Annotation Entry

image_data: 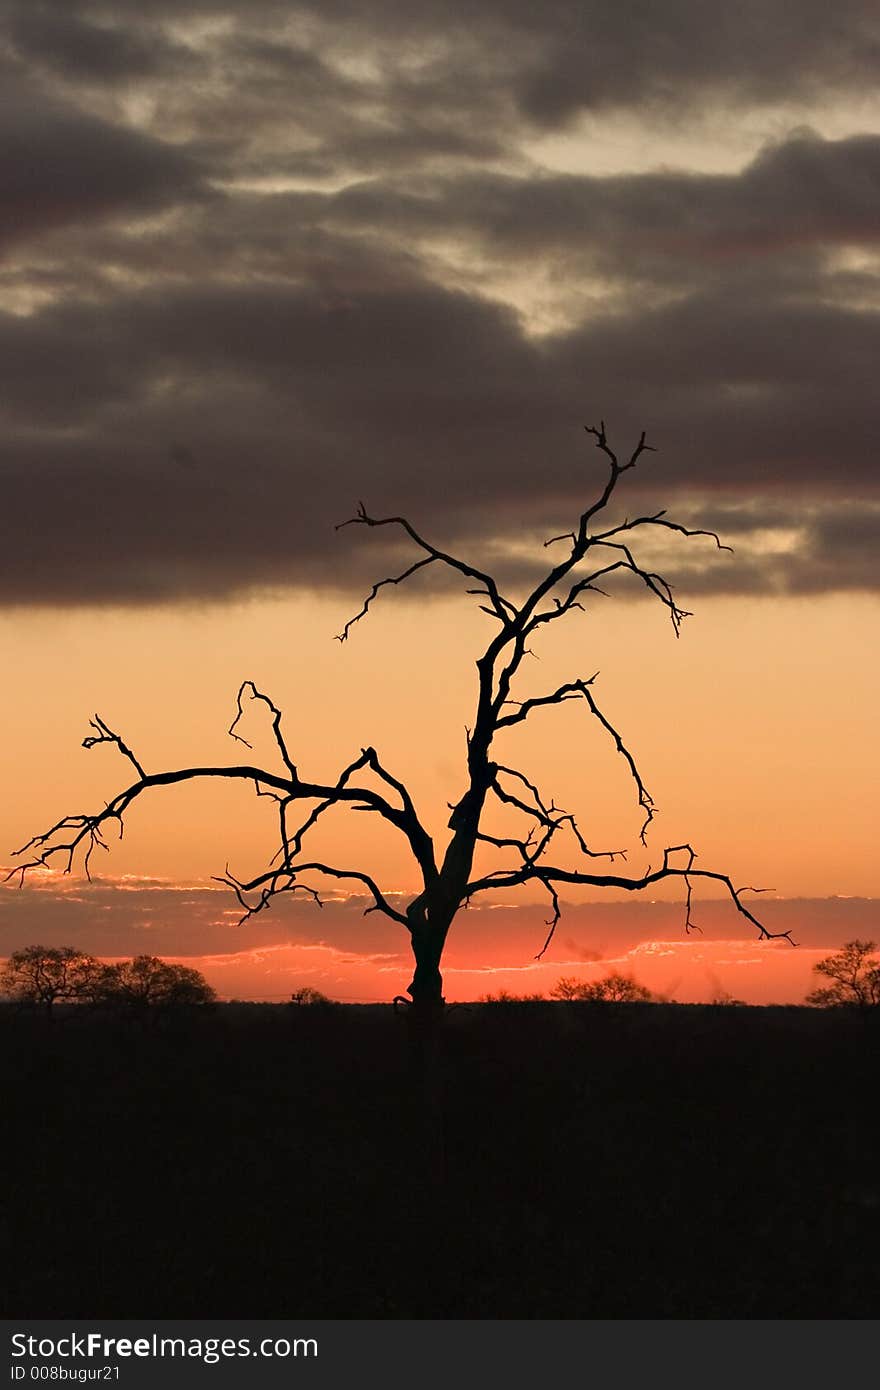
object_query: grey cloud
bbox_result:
[29,0,880,120]
[6,4,191,81]
[793,504,880,593]
[0,877,874,959]
[0,81,206,248]
[0,877,407,958]
[656,499,880,599]
[514,0,880,125]
[0,277,572,605]
[1,5,509,182]
[324,132,880,283]
[1,265,878,605]
[461,497,880,602]
[5,0,879,186]
[0,1,877,607]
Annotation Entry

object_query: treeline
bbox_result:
[4,941,877,1016]
[485,941,880,1009]
[0,946,215,1016]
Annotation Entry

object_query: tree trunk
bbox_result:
[400,923,451,1309]
[405,919,449,1187]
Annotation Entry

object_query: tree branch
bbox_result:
[591,509,733,553]
[82,715,146,780]
[8,691,437,902]
[577,685,656,843]
[336,502,516,631]
[483,763,626,875]
[496,677,655,843]
[215,861,408,928]
[228,680,297,777]
[335,555,436,642]
[496,676,599,730]
[466,846,791,957]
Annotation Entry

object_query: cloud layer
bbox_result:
[1,1,878,605]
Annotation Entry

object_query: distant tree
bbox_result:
[0,945,104,1016]
[805,940,880,1010]
[95,955,216,1011]
[479,989,544,1003]
[10,424,791,1031]
[550,976,587,1001]
[289,986,334,1006]
[551,971,653,1002]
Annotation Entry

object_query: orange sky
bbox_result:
[2,4,879,1006]
[2,587,877,1004]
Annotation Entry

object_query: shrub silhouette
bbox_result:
[551,971,653,1002]
[479,989,545,1004]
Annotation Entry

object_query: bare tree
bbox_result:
[0,945,104,1016]
[8,425,791,1023]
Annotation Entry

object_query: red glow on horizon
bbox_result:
[184,937,830,1007]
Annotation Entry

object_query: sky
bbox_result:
[0,0,878,1003]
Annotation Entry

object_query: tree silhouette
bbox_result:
[551,972,653,1002]
[0,945,103,1016]
[95,955,216,1011]
[8,424,792,1019]
[805,940,880,1009]
[289,986,334,1007]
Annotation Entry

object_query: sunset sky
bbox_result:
[1,0,877,1003]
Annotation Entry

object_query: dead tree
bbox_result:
[9,424,792,1018]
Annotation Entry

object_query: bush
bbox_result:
[289,987,335,1007]
[551,971,654,1002]
[479,989,544,1004]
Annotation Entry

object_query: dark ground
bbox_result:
[1,1000,878,1318]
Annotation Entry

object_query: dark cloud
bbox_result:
[0,875,407,958]
[5,0,879,179]
[13,0,879,125]
[794,505,880,593]
[0,278,567,604]
[512,0,880,125]
[0,79,206,248]
[324,132,880,279]
[6,4,191,81]
[0,1,877,605]
[0,875,875,960]
[1,258,878,604]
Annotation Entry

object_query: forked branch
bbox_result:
[466,846,791,958]
[215,861,408,927]
[336,502,516,637]
[8,684,433,926]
